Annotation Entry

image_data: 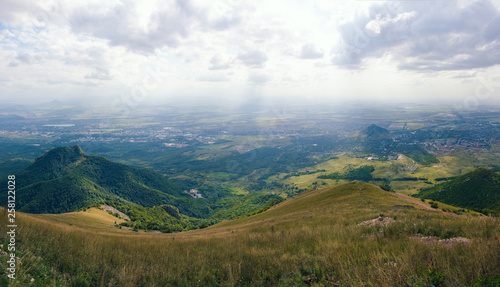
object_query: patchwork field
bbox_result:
[275,152,500,195]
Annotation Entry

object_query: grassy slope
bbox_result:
[33,207,127,233]
[1,182,499,286]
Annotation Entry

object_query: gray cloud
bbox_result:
[68,0,202,53]
[299,43,323,59]
[210,14,241,31]
[237,50,268,68]
[209,55,232,70]
[0,0,37,25]
[332,0,500,71]
[67,0,247,54]
[9,51,41,66]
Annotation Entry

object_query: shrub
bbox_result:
[379,185,394,192]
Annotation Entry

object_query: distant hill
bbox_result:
[414,168,500,214]
[359,124,438,164]
[10,146,192,214]
[360,124,391,140]
[360,124,392,154]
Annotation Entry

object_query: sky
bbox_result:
[1,0,500,109]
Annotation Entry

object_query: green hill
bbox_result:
[414,168,500,214]
[361,124,391,140]
[9,146,192,214]
[360,124,393,155]
[1,182,498,286]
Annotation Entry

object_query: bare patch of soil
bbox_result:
[100,205,131,221]
[359,216,395,227]
[412,235,471,247]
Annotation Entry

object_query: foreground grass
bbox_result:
[1,182,499,286]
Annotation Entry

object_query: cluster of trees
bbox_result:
[318,165,375,182]
[392,177,428,181]
[99,201,213,232]
[206,193,284,221]
[283,169,326,179]
[435,176,458,181]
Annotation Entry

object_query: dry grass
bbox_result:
[1,182,499,286]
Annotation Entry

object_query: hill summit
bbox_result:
[24,145,86,180]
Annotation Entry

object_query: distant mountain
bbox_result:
[0,104,29,112]
[11,146,192,214]
[0,114,25,121]
[360,124,393,154]
[414,168,500,214]
[360,124,391,140]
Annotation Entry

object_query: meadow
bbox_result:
[276,152,500,195]
[1,182,498,286]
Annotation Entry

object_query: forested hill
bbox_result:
[9,145,189,214]
[361,124,391,140]
[414,168,500,214]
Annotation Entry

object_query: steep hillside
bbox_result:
[414,168,500,214]
[10,146,190,214]
[3,182,498,286]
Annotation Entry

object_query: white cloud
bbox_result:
[332,0,500,71]
[208,55,233,70]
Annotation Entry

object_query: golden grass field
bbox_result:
[1,182,499,286]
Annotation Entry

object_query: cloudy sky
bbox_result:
[1,0,500,107]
